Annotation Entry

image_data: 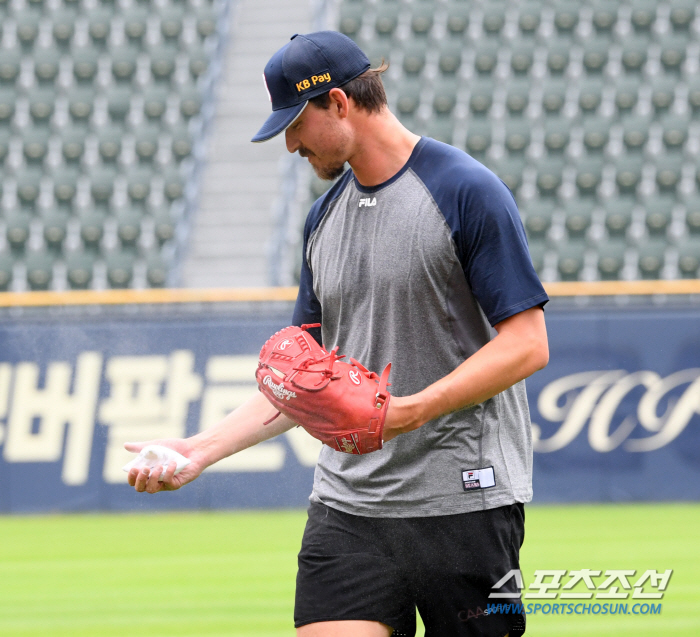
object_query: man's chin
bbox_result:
[313,163,346,181]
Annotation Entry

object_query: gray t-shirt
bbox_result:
[293,138,549,517]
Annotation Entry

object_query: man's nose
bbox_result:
[285,127,300,154]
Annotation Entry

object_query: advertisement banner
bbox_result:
[0,304,697,512]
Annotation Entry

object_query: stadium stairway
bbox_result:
[181,0,312,287]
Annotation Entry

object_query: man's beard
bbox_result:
[312,160,346,181]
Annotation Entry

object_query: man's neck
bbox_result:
[347,109,422,188]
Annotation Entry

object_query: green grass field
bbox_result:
[0,504,697,636]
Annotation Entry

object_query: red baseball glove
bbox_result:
[256,324,391,455]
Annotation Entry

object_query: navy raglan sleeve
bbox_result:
[412,140,548,326]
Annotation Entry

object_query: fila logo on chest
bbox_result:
[358,197,377,208]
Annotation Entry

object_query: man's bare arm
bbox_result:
[127,392,297,493]
[383,306,549,440]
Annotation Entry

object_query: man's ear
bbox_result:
[327,88,350,119]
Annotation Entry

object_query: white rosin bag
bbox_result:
[122,445,191,481]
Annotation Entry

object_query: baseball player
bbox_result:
[127,32,549,637]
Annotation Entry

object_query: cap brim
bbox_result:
[251,102,308,143]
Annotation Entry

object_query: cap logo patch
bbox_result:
[296,72,331,93]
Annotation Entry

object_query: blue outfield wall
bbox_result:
[0,303,698,512]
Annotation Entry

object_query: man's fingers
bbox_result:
[128,468,140,487]
[145,465,164,493]
[134,468,151,492]
[124,441,148,453]
[160,461,178,489]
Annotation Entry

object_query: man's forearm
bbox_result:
[189,392,297,467]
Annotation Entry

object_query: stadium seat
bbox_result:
[106,252,135,289]
[61,127,86,163]
[42,212,69,253]
[126,168,152,205]
[615,78,639,114]
[410,4,434,37]
[52,10,75,48]
[133,126,160,163]
[553,2,579,36]
[556,243,586,281]
[16,13,39,48]
[0,50,20,84]
[655,155,683,193]
[651,77,676,113]
[547,41,570,75]
[517,3,541,36]
[90,168,117,207]
[79,210,106,250]
[578,79,604,113]
[543,117,570,154]
[630,0,657,31]
[564,201,594,239]
[535,159,563,197]
[72,47,99,84]
[153,206,177,246]
[677,238,700,277]
[0,88,15,124]
[645,195,674,236]
[179,85,202,120]
[469,80,494,116]
[527,241,545,275]
[27,88,55,125]
[162,167,185,202]
[506,82,529,116]
[124,7,149,44]
[375,4,399,39]
[483,3,506,36]
[88,8,111,46]
[23,128,50,164]
[397,79,421,117]
[661,115,689,151]
[170,125,193,162]
[25,252,54,290]
[143,86,169,121]
[445,1,470,37]
[97,126,122,163]
[68,88,94,125]
[65,251,95,289]
[659,34,688,73]
[160,7,184,43]
[0,129,9,164]
[150,45,178,83]
[438,42,462,76]
[339,4,363,38]
[614,156,643,195]
[465,121,492,158]
[542,79,567,114]
[16,169,42,209]
[604,198,635,237]
[575,158,603,196]
[685,196,700,234]
[522,199,555,239]
[510,43,534,76]
[433,83,457,117]
[52,168,79,207]
[597,239,627,280]
[427,120,453,146]
[6,212,31,252]
[504,119,531,154]
[107,87,132,123]
[188,47,209,80]
[582,39,609,74]
[489,158,525,195]
[474,41,499,75]
[637,239,666,279]
[582,117,611,153]
[402,42,427,76]
[111,46,138,82]
[33,47,60,84]
[592,1,618,34]
[196,7,217,40]
[669,0,696,30]
[623,116,650,152]
[116,209,142,248]
[621,37,648,73]
[0,253,13,291]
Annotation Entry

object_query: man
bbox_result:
[127,32,549,637]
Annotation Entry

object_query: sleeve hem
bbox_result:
[488,292,550,327]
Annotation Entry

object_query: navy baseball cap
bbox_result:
[252,31,370,143]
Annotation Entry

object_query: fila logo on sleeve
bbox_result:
[358,197,377,208]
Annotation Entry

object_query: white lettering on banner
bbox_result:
[0,363,12,445]
[99,351,202,483]
[3,353,102,485]
[200,356,321,472]
[533,369,700,453]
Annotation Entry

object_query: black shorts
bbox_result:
[295,501,526,637]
